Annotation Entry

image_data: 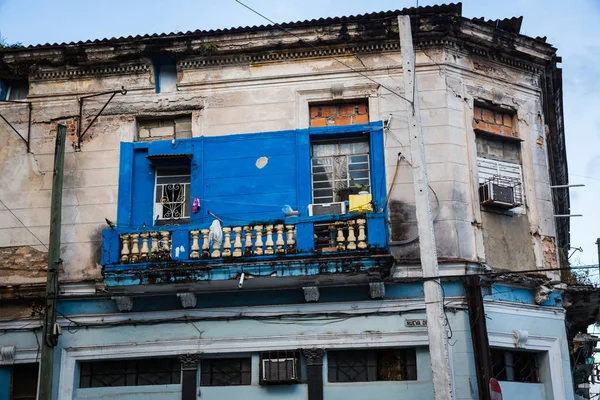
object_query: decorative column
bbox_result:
[356,219,367,249]
[232,227,243,257]
[129,233,140,263]
[264,225,274,255]
[346,221,357,250]
[179,353,201,400]
[222,227,232,257]
[244,226,253,256]
[303,348,325,400]
[119,234,130,263]
[275,224,285,255]
[254,225,264,255]
[150,232,159,261]
[189,230,200,259]
[201,229,210,259]
[285,225,296,254]
[335,222,345,252]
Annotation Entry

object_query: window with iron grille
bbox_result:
[11,363,38,400]
[311,139,371,204]
[490,349,540,383]
[200,358,251,386]
[154,166,191,225]
[260,350,301,384]
[327,349,417,383]
[79,358,181,388]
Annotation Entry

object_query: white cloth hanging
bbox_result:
[208,219,223,246]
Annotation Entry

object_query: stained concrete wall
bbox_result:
[0,45,559,283]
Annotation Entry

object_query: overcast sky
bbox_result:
[1,0,598,266]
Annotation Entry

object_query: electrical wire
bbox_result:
[232,0,413,105]
[0,198,48,251]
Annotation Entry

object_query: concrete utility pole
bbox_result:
[398,15,454,400]
[38,124,66,400]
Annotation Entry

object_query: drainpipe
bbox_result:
[38,124,66,400]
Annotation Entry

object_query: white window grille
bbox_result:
[311,139,370,204]
[154,167,191,225]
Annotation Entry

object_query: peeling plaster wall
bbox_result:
[0,43,559,283]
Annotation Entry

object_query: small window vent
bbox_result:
[260,351,301,385]
[308,202,347,216]
[479,176,522,209]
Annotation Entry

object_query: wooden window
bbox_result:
[327,349,417,383]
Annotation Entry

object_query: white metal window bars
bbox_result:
[154,167,191,225]
[311,139,371,204]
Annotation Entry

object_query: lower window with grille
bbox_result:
[79,358,181,388]
[200,358,252,386]
[327,348,417,383]
[491,349,540,383]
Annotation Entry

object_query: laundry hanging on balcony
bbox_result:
[208,219,223,246]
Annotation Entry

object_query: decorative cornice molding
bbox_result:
[177,293,197,309]
[111,296,133,312]
[302,348,325,366]
[32,63,149,82]
[179,353,201,369]
[303,287,320,303]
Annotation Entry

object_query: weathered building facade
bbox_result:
[0,3,577,399]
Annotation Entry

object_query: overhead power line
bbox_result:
[232,0,414,105]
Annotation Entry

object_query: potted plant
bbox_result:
[335,179,369,202]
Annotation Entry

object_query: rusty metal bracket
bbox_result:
[77,86,127,149]
[0,100,32,152]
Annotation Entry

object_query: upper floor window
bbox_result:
[491,349,540,383]
[0,80,28,101]
[153,58,177,93]
[327,348,417,383]
[309,100,369,127]
[154,166,191,225]
[10,363,38,400]
[311,139,370,204]
[200,358,252,386]
[137,116,192,142]
[474,104,523,210]
[79,358,181,388]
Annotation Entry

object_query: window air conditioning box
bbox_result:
[479,181,516,208]
[349,193,372,213]
[260,353,301,384]
[308,202,347,216]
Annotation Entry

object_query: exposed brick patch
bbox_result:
[309,100,369,127]
[542,236,558,270]
[473,105,515,137]
[0,246,48,279]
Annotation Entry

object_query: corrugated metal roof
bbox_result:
[3,3,463,51]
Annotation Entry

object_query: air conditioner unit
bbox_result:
[308,202,347,216]
[260,352,301,384]
[479,178,520,209]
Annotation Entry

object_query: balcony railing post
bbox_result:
[130,233,140,263]
[335,222,345,252]
[160,231,171,260]
[265,225,274,255]
[150,232,159,261]
[189,230,200,259]
[140,232,150,261]
[346,220,357,250]
[233,227,243,257]
[356,219,367,249]
[254,225,264,255]
[275,224,285,255]
[222,227,232,257]
[201,229,210,259]
[244,226,253,256]
[285,225,296,254]
[119,234,130,263]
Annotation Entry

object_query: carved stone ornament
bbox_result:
[369,282,385,299]
[302,348,325,366]
[0,346,16,365]
[303,286,320,303]
[177,293,197,309]
[179,353,201,370]
[111,296,133,312]
[513,329,529,348]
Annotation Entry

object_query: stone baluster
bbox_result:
[189,230,200,259]
[244,226,253,256]
[233,227,243,257]
[160,231,171,260]
[140,232,150,261]
[201,229,210,259]
[149,232,159,261]
[356,219,367,249]
[335,222,345,252]
[285,225,296,254]
[129,233,140,263]
[275,224,285,255]
[211,232,221,258]
[254,225,264,255]
[222,227,232,257]
[346,220,357,251]
[265,225,274,255]
[120,234,130,263]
